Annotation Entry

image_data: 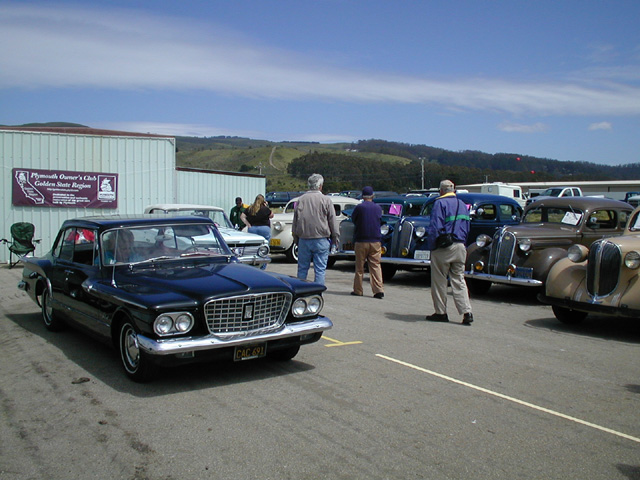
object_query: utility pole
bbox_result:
[419,158,425,190]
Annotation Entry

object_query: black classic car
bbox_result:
[18,215,332,382]
[339,193,522,280]
[465,197,633,294]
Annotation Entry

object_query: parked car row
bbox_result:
[337,194,640,325]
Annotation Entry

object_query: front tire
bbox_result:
[466,278,492,295]
[552,305,588,324]
[285,243,299,263]
[381,264,397,281]
[41,287,64,332]
[118,319,156,382]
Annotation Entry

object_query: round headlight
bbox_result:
[273,221,284,232]
[518,238,532,252]
[624,251,640,269]
[155,315,173,335]
[258,245,269,257]
[476,234,492,248]
[380,224,390,235]
[292,299,307,316]
[307,296,323,314]
[567,244,588,263]
[175,313,194,333]
[415,227,426,238]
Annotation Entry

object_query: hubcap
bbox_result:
[123,326,140,369]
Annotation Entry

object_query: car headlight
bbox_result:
[476,234,492,248]
[155,315,173,335]
[258,245,269,257]
[518,238,532,252]
[415,226,426,238]
[273,221,284,232]
[292,295,324,317]
[380,224,390,235]
[175,313,194,332]
[154,312,194,336]
[567,244,588,263]
[624,251,640,269]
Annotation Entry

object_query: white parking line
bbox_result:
[376,353,640,444]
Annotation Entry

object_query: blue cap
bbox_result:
[362,186,374,196]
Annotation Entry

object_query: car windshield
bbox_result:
[284,200,300,214]
[523,206,584,225]
[101,223,230,265]
[541,188,563,197]
[629,211,640,232]
[187,209,233,228]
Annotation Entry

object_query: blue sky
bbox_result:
[1,1,639,166]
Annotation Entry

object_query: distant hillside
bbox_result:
[175,136,640,191]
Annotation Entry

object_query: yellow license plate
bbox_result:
[270,238,281,246]
[234,344,267,361]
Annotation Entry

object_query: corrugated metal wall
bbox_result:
[1,130,265,263]
[175,168,266,214]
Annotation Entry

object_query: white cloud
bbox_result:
[588,121,613,131]
[498,122,549,133]
[2,4,640,116]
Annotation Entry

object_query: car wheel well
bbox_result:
[110,310,133,348]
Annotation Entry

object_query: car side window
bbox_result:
[72,229,97,265]
[587,210,617,230]
[334,205,341,216]
[476,204,496,220]
[500,204,520,221]
[58,228,76,261]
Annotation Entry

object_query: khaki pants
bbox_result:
[430,242,472,315]
[353,242,384,296]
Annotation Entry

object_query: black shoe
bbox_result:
[350,291,363,296]
[373,292,384,299]
[426,313,449,322]
[462,313,474,325]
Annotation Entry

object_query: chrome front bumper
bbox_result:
[464,271,543,287]
[338,250,431,267]
[137,316,333,356]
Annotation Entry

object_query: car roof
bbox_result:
[144,203,224,213]
[438,192,522,205]
[373,195,432,205]
[524,196,631,211]
[62,214,216,231]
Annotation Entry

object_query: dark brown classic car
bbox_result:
[465,197,633,294]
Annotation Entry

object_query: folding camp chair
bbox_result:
[1,222,41,268]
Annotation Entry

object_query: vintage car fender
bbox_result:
[544,257,586,299]
[522,247,570,281]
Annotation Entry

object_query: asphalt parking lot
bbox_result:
[1,258,639,480]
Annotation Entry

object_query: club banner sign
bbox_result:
[12,168,118,208]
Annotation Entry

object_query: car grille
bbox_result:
[586,240,621,297]
[396,221,414,255]
[205,292,292,335]
[488,229,516,275]
[228,243,262,256]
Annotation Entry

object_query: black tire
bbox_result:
[466,278,492,295]
[269,345,300,361]
[326,257,337,268]
[381,264,397,281]
[118,319,157,382]
[41,287,65,332]
[552,305,588,324]
[285,243,299,263]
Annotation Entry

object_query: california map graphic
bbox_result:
[15,170,45,204]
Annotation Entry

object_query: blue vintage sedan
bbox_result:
[338,193,522,280]
[18,215,332,382]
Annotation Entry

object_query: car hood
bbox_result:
[504,223,579,238]
[114,262,294,299]
[217,227,267,244]
[272,213,294,223]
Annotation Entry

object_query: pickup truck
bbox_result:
[526,186,583,205]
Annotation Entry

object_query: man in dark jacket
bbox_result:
[426,180,474,325]
[351,186,384,299]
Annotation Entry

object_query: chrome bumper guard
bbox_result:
[238,255,271,267]
[464,271,542,287]
[379,257,431,266]
[137,316,332,356]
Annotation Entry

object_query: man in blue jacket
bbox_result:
[426,180,474,325]
[351,186,384,299]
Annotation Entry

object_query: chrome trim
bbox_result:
[464,271,543,287]
[379,257,431,266]
[137,316,333,355]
